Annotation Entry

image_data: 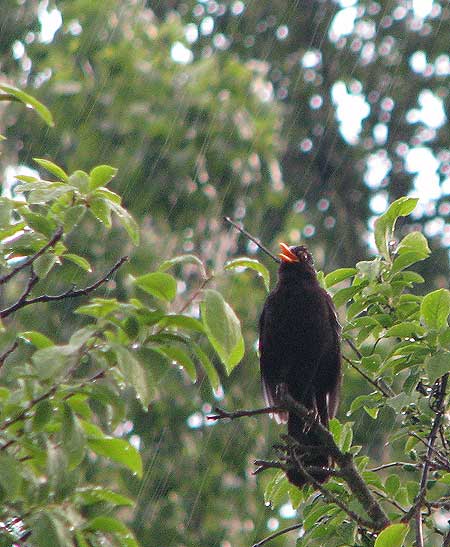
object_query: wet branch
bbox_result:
[0,256,128,318]
[251,523,303,547]
[0,227,63,285]
[0,341,19,368]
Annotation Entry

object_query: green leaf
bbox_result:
[0,454,21,499]
[421,289,450,330]
[158,345,197,381]
[89,165,118,191]
[332,285,361,307]
[200,289,244,374]
[93,187,122,204]
[0,84,54,126]
[63,253,92,271]
[425,350,450,383]
[159,254,207,278]
[135,272,177,302]
[76,298,120,318]
[264,470,290,508]
[32,399,53,431]
[69,170,90,193]
[87,437,142,477]
[115,346,154,408]
[397,231,430,256]
[384,322,425,338]
[31,344,79,380]
[324,268,357,288]
[33,158,68,181]
[392,251,429,273]
[385,474,400,495]
[89,197,112,227]
[61,403,86,468]
[224,257,270,292]
[76,486,134,507]
[157,314,205,333]
[192,342,220,391]
[374,197,418,259]
[109,201,140,244]
[85,516,130,534]
[374,523,408,547]
[34,254,57,278]
[30,513,68,547]
[19,331,54,348]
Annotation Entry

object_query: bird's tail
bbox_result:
[286,400,331,488]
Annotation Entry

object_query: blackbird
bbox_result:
[259,243,341,487]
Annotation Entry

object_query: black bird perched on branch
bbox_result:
[259,243,341,487]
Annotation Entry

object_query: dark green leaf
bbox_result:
[32,399,53,431]
[29,513,69,547]
[425,350,450,383]
[61,402,86,468]
[135,272,177,302]
[0,454,21,499]
[115,346,154,408]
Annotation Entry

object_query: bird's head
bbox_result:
[278,243,315,276]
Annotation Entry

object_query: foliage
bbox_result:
[0,93,256,546]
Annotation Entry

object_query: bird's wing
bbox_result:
[259,304,288,424]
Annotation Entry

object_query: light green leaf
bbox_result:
[385,474,400,495]
[33,158,68,181]
[159,254,207,278]
[34,254,57,278]
[356,260,382,281]
[0,454,21,499]
[89,165,118,190]
[87,437,142,477]
[63,253,92,271]
[374,523,408,547]
[157,314,205,333]
[85,516,130,534]
[264,470,290,508]
[159,345,197,381]
[397,231,430,256]
[109,201,140,244]
[192,342,220,391]
[135,272,177,302]
[75,486,134,507]
[89,197,112,227]
[69,170,90,193]
[0,84,54,126]
[224,257,270,292]
[421,289,450,330]
[374,197,418,259]
[332,285,361,307]
[76,298,120,318]
[31,344,79,380]
[392,251,429,273]
[93,187,122,204]
[384,322,425,338]
[324,268,357,288]
[30,513,68,547]
[425,350,450,383]
[115,346,154,408]
[200,289,244,374]
[19,331,54,348]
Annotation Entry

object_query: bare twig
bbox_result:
[409,431,450,470]
[223,216,281,264]
[0,227,63,285]
[343,355,392,398]
[208,405,284,421]
[0,341,18,368]
[374,490,407,514]
[0,385,57,431]
[369,461,419,472]
[0,256,128,318]
[251,523,303,547]
[402,373,448,547]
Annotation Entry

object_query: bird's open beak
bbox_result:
[278,242,299,263]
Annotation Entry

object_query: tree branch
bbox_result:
[343,355,393,398]
[208,405,284,421]
[251,523,303,547]
[0,256,128,318]
[0,227,63,285]
[402,373,448,547]
[0,341,18,368]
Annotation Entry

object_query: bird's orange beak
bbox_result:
[278,242,299,263]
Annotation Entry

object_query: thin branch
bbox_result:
[252,523,303,547]
[343,355,392,398]
[374,490,407,514]
[208,405,284,421]
[0,256,128,318]
[0,385,57,431]
[409,431,450,470]
[346,338,362,359]
[402,373,448,547]
[0,227,63,285]
[223,216,281,264]
[0,341,18,368]
[369,461,419,472]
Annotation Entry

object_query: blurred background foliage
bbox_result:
[0,0,449,545]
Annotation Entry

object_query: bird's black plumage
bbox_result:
[259,245,341,487]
